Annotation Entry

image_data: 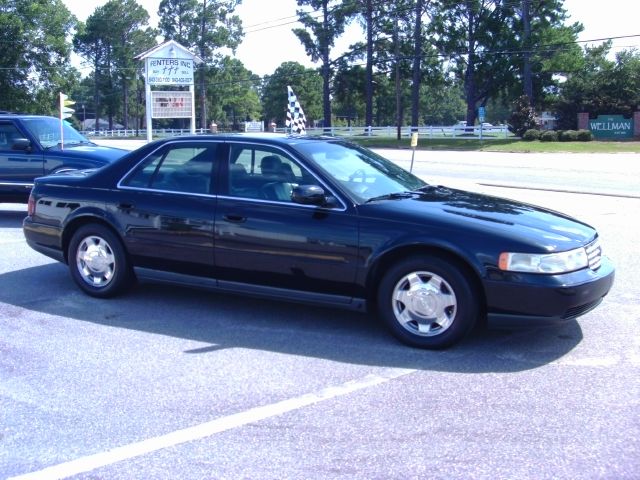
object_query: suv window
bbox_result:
[123,143,217,195]
[0,122,24,151]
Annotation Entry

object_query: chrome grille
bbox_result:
[585,237,602,270]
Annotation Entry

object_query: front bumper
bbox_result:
[484,256,615,328]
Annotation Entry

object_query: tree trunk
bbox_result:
[123,79,129,130]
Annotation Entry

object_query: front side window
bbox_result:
[123,143,217,195]
[227,144,316,202]
[0,122,24,151]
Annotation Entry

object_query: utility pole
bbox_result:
[199,0,208,130]
[365,0,373,129]
[523,0,533,104]
[394,7,401,141]
[411,0,424,132]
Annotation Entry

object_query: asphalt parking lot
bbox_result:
[1,148,639,479]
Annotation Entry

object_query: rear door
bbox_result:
[115,140,219,278]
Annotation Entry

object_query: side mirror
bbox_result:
[11,138,32,152]
[292,185,328,206]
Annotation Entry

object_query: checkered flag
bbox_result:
[286,86,307,134]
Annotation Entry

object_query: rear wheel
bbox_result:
[377,255,478,349]
[68,224,132,298]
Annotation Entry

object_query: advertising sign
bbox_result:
[151,91,192,118]
[589,115,633,139]
[147,58,194,86]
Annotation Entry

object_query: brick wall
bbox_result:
[577,112,590,130]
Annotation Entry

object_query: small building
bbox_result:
[537,111,557,130]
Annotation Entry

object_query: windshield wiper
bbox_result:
[365,192,416,203]
[43,140,88,150]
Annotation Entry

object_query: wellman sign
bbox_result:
[589,115,633,139]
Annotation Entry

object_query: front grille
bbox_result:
[585,237,602,270]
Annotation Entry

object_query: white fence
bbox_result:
[83,124,511,140]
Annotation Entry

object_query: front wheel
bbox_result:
[377,255,478,349]
[68,224,133,298]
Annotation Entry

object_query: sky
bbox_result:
[62,0,640,77]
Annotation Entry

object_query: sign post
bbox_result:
[59,93,75,150]
[410,132,419,172]
[135,41,202,143]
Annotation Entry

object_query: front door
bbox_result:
[214,142,359,300]
[0,121,44,193]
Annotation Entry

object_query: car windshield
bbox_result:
[21,117,90,148]
[294,140,427,203]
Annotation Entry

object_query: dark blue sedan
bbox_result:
[22,134,614,348]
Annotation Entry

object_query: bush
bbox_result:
[577,129,593,141]
[540,131,558,142]
[522,129,541,141]
[508,95,539,137]
[559,130,579,142]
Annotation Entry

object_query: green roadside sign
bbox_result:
[589,115,633,139]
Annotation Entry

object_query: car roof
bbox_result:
[0,113,58,120]
[153,133,344,147]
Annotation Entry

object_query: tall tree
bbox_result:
[158,0,198,45]
[74,7,111,127]
[520,0,582,109]
[261,62,322,127]
[159,0,243,129]
[104,0,156,129]
[196,0,243,129]
[554,43,640,128]
[0,0,78,113]
[206,56,262,129]
[74,0,155,129]
[293,0,356,129]
[430,0,518,127]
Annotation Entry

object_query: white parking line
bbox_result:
[10,368,415,480]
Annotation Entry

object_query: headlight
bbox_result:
[499,247,588,274]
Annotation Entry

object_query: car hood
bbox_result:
[358,186,596,251]
[49,143,129,163]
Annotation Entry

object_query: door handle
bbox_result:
[222,214,246,223]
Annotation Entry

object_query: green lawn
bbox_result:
[353,137,640,153]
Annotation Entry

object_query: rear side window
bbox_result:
[122,143,218,195]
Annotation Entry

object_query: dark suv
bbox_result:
[0,113,128,203]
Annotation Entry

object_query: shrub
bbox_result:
[559,130,579,142]
[540,130,558,142]
[522,129,541,141]
[508,95,539,137]
[577,129,593,141]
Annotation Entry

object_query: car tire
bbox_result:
[68,224,132,298]
[377,255,478,349]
